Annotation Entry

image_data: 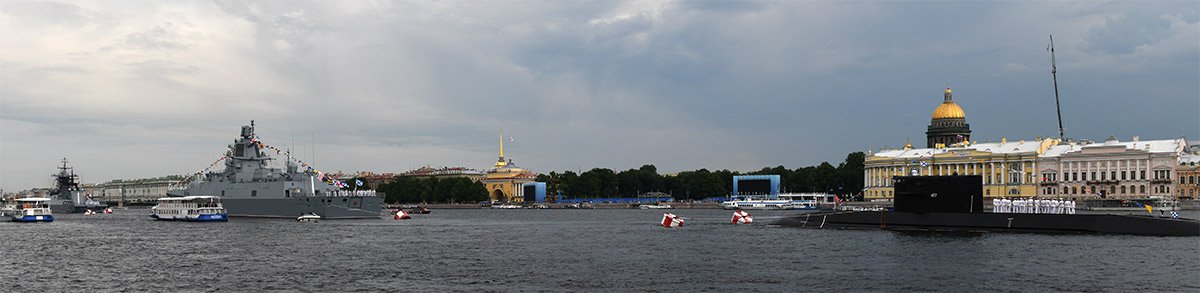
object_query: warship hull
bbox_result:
[49,200,108,214]
[776,211,1200,236]
[221,197,384,219]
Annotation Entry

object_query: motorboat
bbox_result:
[297,212,321,222]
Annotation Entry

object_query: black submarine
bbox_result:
[776,175,1200,236]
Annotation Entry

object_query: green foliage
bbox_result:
[376,176,488,204]
[536,151,868,201]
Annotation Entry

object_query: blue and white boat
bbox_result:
[5,197,55,222]
[151,196,228,222]
[721,195,823,210]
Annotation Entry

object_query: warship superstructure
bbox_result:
[49,158,107,213]
[167,121,384,219]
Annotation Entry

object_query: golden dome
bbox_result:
[931,86,964,119]
[931,102,965,119]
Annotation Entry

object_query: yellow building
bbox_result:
[864,138,1058,200]
[481,132,537,203]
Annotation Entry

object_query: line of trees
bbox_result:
[371,177,489,204]
[536,152,865,201]
[355,151,865,204]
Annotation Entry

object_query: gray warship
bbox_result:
[49,158,108,213]
[167,121,384,219]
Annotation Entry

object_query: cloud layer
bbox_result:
[2,1,1197,191]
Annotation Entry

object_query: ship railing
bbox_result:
[291,191,385,198]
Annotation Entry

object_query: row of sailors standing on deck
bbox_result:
[992,198,1075,214]
[331,190,377,197]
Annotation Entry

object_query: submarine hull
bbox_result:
[777,211,1200,236]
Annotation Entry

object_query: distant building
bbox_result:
[481,132,537,203]
[926,87,971,148]
[1175,143,1198,199]
[398,166,485,182]
[865,138,1053,201]
[83,177,178,204]
[1037,136,1187,199]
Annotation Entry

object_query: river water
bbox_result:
[1,209,1197,292]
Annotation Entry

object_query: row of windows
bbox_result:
[1049,185,1164,195]
[1182,176,1198,185]
[1045,170,1150,182]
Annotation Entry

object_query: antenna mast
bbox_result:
[1050,35,1065,142]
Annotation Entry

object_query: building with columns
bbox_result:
[864,138,1055,201]
[480,132,537,203]
[1036,136,1186,199]
[1178,152,1199,200]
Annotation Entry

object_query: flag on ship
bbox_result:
[661,213,684,228]
[355,179,364,186]
[731,210,753,224]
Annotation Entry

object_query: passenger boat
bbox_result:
[297,212,321,222]
[491,204,522,209]
[150,196,228,222]
[6,197,55,222]
[721,198,818,210]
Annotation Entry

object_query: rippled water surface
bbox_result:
[1,209,1197,292]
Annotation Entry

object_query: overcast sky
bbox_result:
[1,0,1197,191]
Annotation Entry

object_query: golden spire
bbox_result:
[495,130,508,168]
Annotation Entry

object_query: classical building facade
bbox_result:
[864,138,1054,201]
[1175,153,1198,200]
[926,87,971,148]
[480,133,537,203]
[1036,137,1186,199]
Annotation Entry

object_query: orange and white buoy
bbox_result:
[731,210,753,224]
[394,210,411,220]
[661,213,684,228]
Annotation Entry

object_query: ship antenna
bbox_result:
[1049,35,1066,142]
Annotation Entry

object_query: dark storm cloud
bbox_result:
[1,0,1196,191]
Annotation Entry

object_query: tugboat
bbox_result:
[48,158,108,213]
[167,121,384,219]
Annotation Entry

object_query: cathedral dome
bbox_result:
[931,87,965,119]
[931,102,965,119]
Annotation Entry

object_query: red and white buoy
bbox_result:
[394,210,411,220]
[731,210,753,224]
[103,208,113,214]
[661,213,684,228]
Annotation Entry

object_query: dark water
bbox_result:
[2,209,1198,292]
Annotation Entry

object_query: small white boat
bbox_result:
[150,196,228,222]
[6,197,55,222]
[639,203,673,209]
[297,212,321,222]
[491,204,522,209]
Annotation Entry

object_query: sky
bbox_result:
[1,0,1197,191]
